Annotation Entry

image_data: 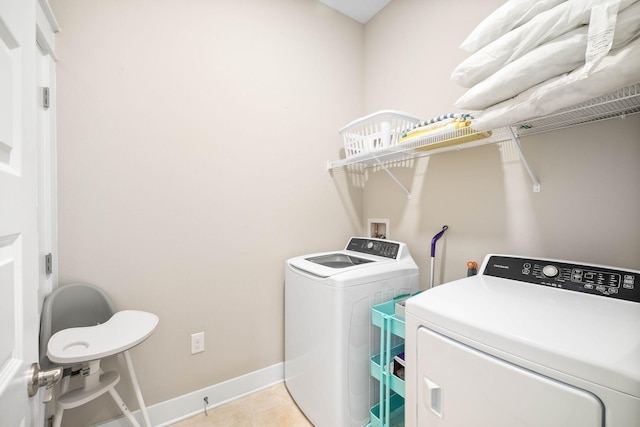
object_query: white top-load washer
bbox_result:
[405,254,640,427]
[285,237,419,427]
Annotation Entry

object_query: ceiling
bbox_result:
[318,0,392,24]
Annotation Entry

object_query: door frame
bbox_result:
[35,0,59,309]
[35,1,60,424]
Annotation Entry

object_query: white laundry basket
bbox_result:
[339,110,420,157]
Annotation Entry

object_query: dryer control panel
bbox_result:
[483,255,640,303]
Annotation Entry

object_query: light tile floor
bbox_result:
[169,383,313,427]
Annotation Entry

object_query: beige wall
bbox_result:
[51,0,640,424]
[363,0,640,288]
[51,0,363,424]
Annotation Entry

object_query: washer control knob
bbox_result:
[542,265,559,278]
[366,241,374,249]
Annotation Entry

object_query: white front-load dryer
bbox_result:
[405,254,640,427]
[285,237,419,427]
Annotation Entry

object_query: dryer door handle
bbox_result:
[424,377,444,419]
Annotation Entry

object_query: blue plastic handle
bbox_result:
[430,225,449,257]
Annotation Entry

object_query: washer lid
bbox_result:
[288,250,393,279]
[305,253,375,269]
[405,274,640,397]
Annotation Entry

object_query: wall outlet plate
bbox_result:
[191,332,205,354]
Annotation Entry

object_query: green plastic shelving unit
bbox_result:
[370,297,408,427]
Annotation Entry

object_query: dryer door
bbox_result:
[415,327,604,427]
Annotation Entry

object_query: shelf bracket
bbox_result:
[507,127,541,192]
[372,155,412,199]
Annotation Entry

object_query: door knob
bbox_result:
[28,362,63,402]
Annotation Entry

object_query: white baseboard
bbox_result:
[95,362,284,427]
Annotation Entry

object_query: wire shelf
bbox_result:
[328,127,510,169]
[328,82,640,171]
[513,83,640,136]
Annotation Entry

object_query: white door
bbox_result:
[415,327,604,427]
[0,0,57,425]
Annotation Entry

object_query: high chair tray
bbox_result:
[47,310,159,363]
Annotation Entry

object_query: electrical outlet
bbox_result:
[191,332,205,354]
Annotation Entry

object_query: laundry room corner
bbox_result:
[27,0,640,425]
[50,0,364,425]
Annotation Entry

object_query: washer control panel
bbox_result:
[483,255,640,303]
[346,238,400,259]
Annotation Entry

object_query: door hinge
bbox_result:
[43,87,50,109]
[45,253,53,275]
[48,415,55,427]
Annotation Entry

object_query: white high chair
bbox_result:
[40,283,158,427]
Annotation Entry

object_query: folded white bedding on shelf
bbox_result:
[459,0,567,54]
[455,1,640,110]
[451,0,639,88]
[451,0,640,131]
[472,36,640,131]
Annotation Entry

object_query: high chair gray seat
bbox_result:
[40,283,158,427]
[40,283,116,368]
